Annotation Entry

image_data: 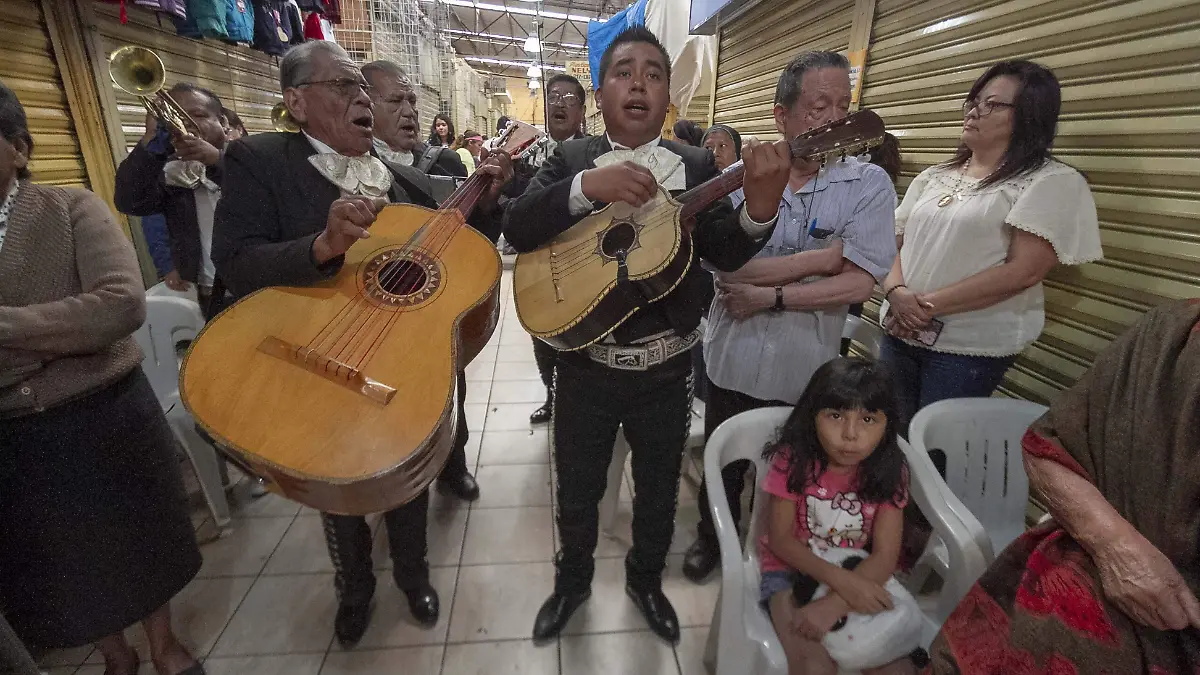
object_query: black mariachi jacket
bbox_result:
[502,135,773,345]
[212,131,501,298]
[114,142,223,285]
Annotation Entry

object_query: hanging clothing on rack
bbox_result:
[283,0,305,44]
[302,10,326,39]
[249,0,285,55]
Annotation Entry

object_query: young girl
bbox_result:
[760,357,913,675]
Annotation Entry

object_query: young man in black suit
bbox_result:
[212,41,512,649]
[503,26,792,643]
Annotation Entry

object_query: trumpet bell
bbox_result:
[271,102,300,133]
[109,45,166,97]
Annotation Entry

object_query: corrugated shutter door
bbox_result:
[0,1,88,188]
[861,0,1200,403]
[92,3,282,153]
[713,0,854,139]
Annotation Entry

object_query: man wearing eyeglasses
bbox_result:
[509,73,590,424]
[211,41,513,649]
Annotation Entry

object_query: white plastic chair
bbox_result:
[133,295,230,529]
[146,279,199,304]
[842,314,882,358]
[702,407,991,675]
[907,398,1047,565]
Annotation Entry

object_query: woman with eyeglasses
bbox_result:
[879,61,1102,432]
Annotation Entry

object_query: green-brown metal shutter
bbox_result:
[712,0,855,139]
[0,1,88,188]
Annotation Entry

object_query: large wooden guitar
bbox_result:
[180,122,542,516]
[513,110,885,350]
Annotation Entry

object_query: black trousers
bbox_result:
[553,354,693,594]
[532,336,557,391]
[321,371,471,606]
[695,382,788,542]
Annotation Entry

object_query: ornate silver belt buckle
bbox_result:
[610,348,647,371]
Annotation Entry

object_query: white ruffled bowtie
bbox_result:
[373,138,414,167]
[163,160,219,191]
[308,152,392,198]
[593,145,686,191]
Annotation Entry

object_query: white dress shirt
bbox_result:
[567,135,775,238]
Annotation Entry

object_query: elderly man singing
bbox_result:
[211,41,512,648]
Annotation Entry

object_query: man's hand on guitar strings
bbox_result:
[312,196,388,264]
[477,151,514,209]
[580,161,658,207]
[740,138,792,223]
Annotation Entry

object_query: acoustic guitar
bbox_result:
[180,122,542,516]
[513,109,886,350]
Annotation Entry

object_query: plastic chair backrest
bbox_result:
[842,314,882,358]
[132,295,205,404]
[909,398,1047,555]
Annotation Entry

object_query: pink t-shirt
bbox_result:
[758,451,909,573]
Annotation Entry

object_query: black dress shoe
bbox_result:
[334,602,372,647]
[529,399,553,424]
[532,590,590,641]
[403,582,440,627]
[437,471,480,502]
[626,585,680,643]
[682,535,720,582]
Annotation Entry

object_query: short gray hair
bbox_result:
[361,60,410,86]
[280,41,351,91]
[773,51,850,109]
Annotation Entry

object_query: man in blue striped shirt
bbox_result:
[683,51,898,581]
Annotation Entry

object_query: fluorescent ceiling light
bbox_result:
[463,55,566,70]
[523,35,541,53]
[420,0,599,23]
[442,28,585,50]
[526,64,542,77]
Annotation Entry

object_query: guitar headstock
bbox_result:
[493,120,545,160]
[789,109,886,164]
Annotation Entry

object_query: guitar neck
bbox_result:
[441,170,493,219]
[677,164,748,222]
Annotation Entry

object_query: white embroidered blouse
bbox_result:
[885,159,1103,357]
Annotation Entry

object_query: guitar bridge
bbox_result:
[256,336,396,405]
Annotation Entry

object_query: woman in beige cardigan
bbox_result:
[0,84,204,675]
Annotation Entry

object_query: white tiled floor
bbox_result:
[40,272,717,675]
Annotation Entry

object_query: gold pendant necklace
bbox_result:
[938,158,971,208]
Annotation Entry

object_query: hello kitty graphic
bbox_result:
[805,490,867,547]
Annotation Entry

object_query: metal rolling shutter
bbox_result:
[0,1,88,188]
[861,0,1200,404]
[92,2,283,153]
[712,0,854,139]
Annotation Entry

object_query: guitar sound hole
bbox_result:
[601,221,637,258]
[377,259,428,296]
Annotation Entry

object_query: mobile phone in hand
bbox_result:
[914,318,945,347]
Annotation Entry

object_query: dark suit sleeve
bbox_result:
[501,146,585,252]
[212,140,340,296]
[113,143,168,216]
[688,150,774,273]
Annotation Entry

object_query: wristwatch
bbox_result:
[772,286,784,312]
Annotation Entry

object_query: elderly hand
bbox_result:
[1094,528,1200,631]
[716,279,773,320]
[476,150,514,209]
[312,196,388,264]
[740,138,791,223]
[173,134,222,166]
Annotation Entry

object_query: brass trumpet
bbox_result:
[271,102,300,133]
[108,45,197,137]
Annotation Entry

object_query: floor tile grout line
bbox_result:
[201,507,303,662]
